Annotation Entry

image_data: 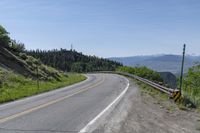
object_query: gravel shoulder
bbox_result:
[93,78,200,133]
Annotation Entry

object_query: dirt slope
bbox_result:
[0,45,33,76]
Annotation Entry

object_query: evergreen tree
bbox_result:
[26,49,122,72]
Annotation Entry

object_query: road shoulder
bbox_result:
[93,78,200,133]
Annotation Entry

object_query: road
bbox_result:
[0,74,129,133]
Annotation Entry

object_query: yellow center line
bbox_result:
[0,75,105,124]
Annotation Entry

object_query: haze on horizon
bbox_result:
[0,0,200,58]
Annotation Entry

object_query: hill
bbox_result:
[158,72,177,88]
[110,55,200,74]
[0,25,86,103]
[0,25,60,80]
[0,24,121,103]
[26,49,122,73]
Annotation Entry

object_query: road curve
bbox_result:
[0,73,129,133]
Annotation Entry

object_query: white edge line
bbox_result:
[79,77,130,133]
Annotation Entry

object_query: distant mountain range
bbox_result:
[109,55,200,74]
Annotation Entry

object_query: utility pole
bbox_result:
[179,44,186,94]
[71,44,73,51]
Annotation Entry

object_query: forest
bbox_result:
[26,49,122,73]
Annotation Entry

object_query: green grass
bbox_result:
[133,79,179,112]
[181,64,200,109]
[134,79,195,111]
[0,71,86,103]
[134,79,168,101]
[182,87,200,109]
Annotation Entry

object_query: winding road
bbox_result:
[0,74,129,133]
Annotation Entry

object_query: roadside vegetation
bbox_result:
[0,25,60,79]
[0,67,86,103]
[136,79,168,101]
[182,63,200,109]
[135,79,179,111]
[0,25,87,103]
[118,65,200,110]
[117,66,163,83]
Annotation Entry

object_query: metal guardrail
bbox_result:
[96,71,180,98]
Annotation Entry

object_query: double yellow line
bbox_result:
[0,75,105,124]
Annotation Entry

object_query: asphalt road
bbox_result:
[0,74,129,133]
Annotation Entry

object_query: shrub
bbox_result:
[19,53,28,60]
[0,25,10,47]
[117,66,163,83]
[183,64,200,108]
[0,80,3,88]
[10,40,25,53]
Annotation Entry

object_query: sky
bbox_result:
[0,0,200,57]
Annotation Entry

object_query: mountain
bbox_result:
[109,54,200,74]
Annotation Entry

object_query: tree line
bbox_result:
[26,49,122,73]
[1,25,121,73]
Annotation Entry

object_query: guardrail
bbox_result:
[96,71,181,101]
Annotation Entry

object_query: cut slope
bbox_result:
[0,25,60,80]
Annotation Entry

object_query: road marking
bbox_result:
[0,75,105,124]
[79,77,130,133]
[0,74,90,109]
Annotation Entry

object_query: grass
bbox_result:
[133,79,195,111]
[180,64,200,109]
[132,78,178,112]
[182,87,200,109]
[0,71,86,104]
[134,79,169,101]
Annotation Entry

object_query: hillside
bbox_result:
[110,55,200,74]
[158,72,177,88]
[26,49,122,72]
[0,24,121,103]
[0,25,86,103]
[0,25,60,80]
[0,46,61,80]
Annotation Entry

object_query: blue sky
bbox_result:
[0,0,200,57]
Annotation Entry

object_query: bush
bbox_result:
[117,66,163,83]
[0,80,3,88]
[10,40,25,53]
[19,53,28,60]
[26,58,33,66]
[183,64,200,108]
[0,25,10,47]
